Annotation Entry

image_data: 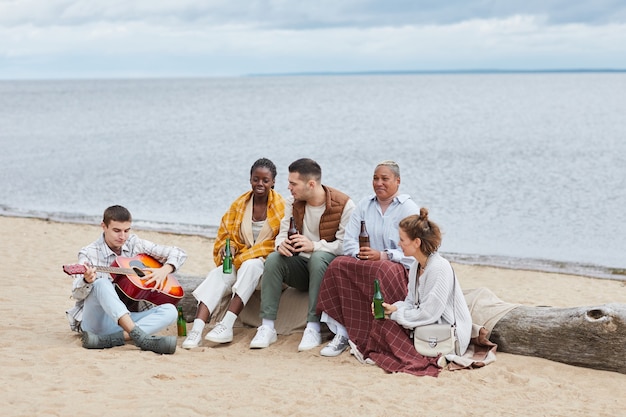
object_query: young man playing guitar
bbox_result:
[65,205,187,354]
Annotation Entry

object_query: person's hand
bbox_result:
[358,248,382,261]
[83,265,97,284]
[371,302,397,318]
[277,235,298,256]
[143,265,173,291]
[219,244,237,259]
[290,233,313,253]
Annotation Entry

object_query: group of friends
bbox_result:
[66,157,473,376]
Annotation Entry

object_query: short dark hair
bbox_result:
[288,158,322,182]
[102,205,132,225]
[250,157,278,180]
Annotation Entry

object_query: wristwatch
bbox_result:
[384,250,393,261]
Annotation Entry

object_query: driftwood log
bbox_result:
[490,304,626,374]
[176,275,626,375]
[177,275,204,322]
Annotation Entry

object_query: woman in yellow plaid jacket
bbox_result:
[182,158,285,349]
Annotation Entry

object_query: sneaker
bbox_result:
[205,323,233,344]
[320,334,349,357]
[182,329,202,349]
[297,328,322,352]
[250,325,277,349]
[129,326,176,355]
[82,331,125,349]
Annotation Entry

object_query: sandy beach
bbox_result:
[1,215,626,417]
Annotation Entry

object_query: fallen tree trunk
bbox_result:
[490,303,626,374]
[176,276,626,374]
[176,274,204,322]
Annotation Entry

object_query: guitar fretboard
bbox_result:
[93,266,141,276]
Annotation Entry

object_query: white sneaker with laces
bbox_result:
[250,325,277,349]
[320,334,349,357]
[205,323,233,344]
[298,328,322,352]
[182,329,202,349]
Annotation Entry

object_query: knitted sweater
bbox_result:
[390,252,473,355]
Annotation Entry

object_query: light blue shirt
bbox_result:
[342,193,420,269]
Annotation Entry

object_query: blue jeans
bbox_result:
[81,278,177,336]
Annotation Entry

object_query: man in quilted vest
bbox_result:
[251,158,355,351]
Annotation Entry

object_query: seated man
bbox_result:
[250,158,355,351]
[66,205,187,354]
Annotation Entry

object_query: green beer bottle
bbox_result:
[177,305,187,337]
[373,279,385,319]
[223,237,233,274]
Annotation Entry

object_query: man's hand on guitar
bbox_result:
[83,265,97,284]
[143,264,174,291]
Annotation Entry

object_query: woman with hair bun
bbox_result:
[362,208,473,377]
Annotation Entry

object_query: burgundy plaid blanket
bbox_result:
[317,256,440,377]
[317,256,408,351]
[364,319,440,377]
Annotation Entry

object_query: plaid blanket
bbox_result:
[363,318,441,377]
[316,256,408,351]
[213,189,285,269]
[317,256,442,377]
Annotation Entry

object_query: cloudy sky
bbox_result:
[1,0,625,79]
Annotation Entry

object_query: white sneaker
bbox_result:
[320,334,349,357]
[298,328,322,352]
[182,329,202,349]
[250,325,277,349]
[204,323,233,344]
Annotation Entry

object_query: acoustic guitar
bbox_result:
[62,254,184,309]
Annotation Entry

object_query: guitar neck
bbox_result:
[93,265,139,276]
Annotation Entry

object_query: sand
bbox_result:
[1,215,626,417]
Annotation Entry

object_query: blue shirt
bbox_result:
[342,193,420,269]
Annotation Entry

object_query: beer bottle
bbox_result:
[287,216,299,256]
[223,237,233,274]
[373,279,385,319]
[359,220,370,248]
[177,305,187,337]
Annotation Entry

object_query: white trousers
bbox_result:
[192,258,264,313]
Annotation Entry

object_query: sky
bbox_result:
[1,0,626,80]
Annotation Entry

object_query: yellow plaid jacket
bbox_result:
[213,189,285,269]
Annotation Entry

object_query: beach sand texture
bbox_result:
[2,215,626,417]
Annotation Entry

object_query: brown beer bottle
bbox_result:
[359,220,370,248]
[287,216,299,256]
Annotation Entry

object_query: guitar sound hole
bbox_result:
[129,260,147,277]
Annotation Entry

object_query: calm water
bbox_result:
[1,73,625,279]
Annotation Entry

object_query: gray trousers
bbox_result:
[260,250,336,323]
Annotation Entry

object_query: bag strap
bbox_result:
[416,262,457,327]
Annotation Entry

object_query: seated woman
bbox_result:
[364,209,473,377]
[182,158,285,349]
[316,160,419,356]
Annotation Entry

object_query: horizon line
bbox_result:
[248,68,626,77]
[1,68,626,82]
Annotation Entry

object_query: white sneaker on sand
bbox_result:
[182,329,202,349]
[320,334,349,357]
[298,328,322,352]
[205,323,233,344]
[250,325,277,349]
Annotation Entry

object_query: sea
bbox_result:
[1,72,625,280]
